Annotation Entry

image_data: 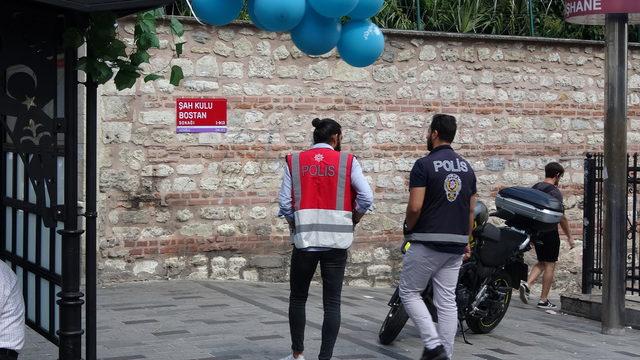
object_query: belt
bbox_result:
[0,349,18,357]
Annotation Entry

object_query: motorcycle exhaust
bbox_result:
[470,284,488,315]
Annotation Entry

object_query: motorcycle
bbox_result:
[378,186,564,345]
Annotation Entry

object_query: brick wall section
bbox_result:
[97,19,640,293]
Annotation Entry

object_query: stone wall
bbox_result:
[97,18,640,295]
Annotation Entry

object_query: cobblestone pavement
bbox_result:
[23,280,640,360]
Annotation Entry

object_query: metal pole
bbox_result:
[527,0,535,36]
[85,76,98,360]
[582,154,596,294]
[602,13,628,335]
[57,40,84,360]
[416,0,423,31]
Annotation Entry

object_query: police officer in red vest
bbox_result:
[278,118,373,360]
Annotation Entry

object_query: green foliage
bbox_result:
[165,0,640,42]
[372,0,416,30]
[449,0,492,34]
[369,0,636,41]
[64,9,186,90]
[170,65,185,86]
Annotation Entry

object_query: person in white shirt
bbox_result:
[0,261,24,360]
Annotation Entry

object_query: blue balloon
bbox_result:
[248,0,268,30]
[291,8,342,56]
[309,0,359,18]
[338,19,385,68]
[254,0,306,32]
[348,0,384,20]
[191,0,243,26]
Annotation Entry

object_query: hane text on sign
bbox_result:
[565,0,640,20]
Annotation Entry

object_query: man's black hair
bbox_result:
[545,162,565,179]
[312,118,342,144]
[430,114,457,143]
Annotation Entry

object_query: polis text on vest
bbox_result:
[302,165,336,177]
[433,159,469,173]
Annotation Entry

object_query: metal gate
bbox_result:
[0,4,84,359]
[583,153,640,295]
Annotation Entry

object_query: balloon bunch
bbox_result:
[190,0,385,68]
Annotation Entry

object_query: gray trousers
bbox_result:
[399,244,463,358]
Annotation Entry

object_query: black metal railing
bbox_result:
[0,6,84,360]
[583,153,640,295]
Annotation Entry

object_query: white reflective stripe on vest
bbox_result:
[292,228,354,250]
[335,151,349,211]
[295,209,353,226]
[405,233,469,245]
[293,209,354,249]
[291,153,302,210]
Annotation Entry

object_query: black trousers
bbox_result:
[0,350,18,360]
[289,247,347,360]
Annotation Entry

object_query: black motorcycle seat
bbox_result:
[480,224,527,244]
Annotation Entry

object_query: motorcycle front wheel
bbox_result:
[378,303,410,345]
[466,271,512,334]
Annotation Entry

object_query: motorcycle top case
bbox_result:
[495,186,563,232]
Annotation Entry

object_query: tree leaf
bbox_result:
[92,60,114,84]
[139,11,157,33]
[169,65,184,86]
[153,8,166,18]
[170,17,185,37]
[89,27,116,59]
[140,10,156,22]
[130,50,151,66]
[114,67,139,90]
[144,74,162,82]
[175,42,185,57]
[137,31,160,50]
[63,28,84,48]
[135,10,159,49]
[150,33,161,48]
[108,39,128,59]
[140,18,156,34]
[113,59,132,71]
[134,23,143,39]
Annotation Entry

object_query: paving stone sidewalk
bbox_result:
[23,280,640,360]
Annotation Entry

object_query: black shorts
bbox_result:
[534,231,560,263]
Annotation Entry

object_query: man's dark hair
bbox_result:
[312,118,341,144]
[430,114,457,143]
[545,162,565,178]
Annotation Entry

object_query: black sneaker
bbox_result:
[421,345,449,360]
[537,300,558,309]
[519,282,530,304]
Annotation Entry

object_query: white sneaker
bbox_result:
[279,355,305,360]
[537,300,558,309]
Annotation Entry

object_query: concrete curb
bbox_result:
[561,293,640,330]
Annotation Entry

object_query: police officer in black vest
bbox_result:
[400,114,477,360]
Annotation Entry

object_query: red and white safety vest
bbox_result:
[286,148,355,249]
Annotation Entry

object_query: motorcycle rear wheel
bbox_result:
[378,303,410,345]
[466,272,512,334]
